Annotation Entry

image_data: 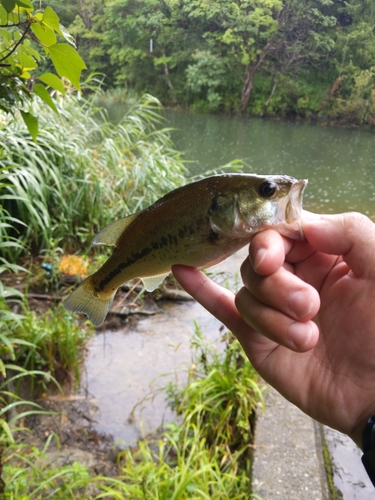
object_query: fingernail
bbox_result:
[288,322,313,350]
[288,291,313,319]
[253,247,268,271]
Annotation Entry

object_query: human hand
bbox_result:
[172,212,375,447]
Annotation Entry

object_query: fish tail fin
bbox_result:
[64,276,115,327]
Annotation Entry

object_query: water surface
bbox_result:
[105,102,375,216]
[163,110,375,218]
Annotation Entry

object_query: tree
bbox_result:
[41,0,375,122]
[262,0,337,112]
[61,0,110,76]
[185,50,227,110]
[179,0,283,112]
[179,0,339,113]
[326,0,375,122]
[103,0,194,101]
[0,0,86,138]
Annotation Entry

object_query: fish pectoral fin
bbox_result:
[141,273,170,292]
[91,213,140,247]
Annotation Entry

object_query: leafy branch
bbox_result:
[0,22,29,64]
[0,0,86,139]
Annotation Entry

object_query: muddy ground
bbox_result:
[23,397,119,476]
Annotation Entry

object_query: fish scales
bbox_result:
[64,173,307,326]
[93,177,246,294]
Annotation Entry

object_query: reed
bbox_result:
[10,304,93,384]
[0,93,186,260]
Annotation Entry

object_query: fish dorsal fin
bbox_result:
[92,213,139,247]
[141,273,170,292]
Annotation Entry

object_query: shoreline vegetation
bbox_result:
[2,325,263,499]
[99,86,375,132]
[59,0,375,127]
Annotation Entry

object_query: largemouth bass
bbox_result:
[64,174,307,326]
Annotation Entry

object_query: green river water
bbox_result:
[105,102,375,218]
[163,110,375,219]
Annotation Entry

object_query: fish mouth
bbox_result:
[278,179,308,239]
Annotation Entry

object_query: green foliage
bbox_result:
[4,445,91,499]
[0,222,91,385]
[0,92,186,258]
[329,67,375,124]
[98,427,253,499]
[186,50,228,111]
[32,0,375,123]
[0,251,61,452]
[0,0,85,136]
[0,365,55,448]
[75,0,339,114]
[7,304,92,382]
[166,327,263,466]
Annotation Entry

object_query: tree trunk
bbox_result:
[79,0,93,30]
[263,78,279,113]
[162,48,176,103]
[240,66,256,113]
[240,41,275,113]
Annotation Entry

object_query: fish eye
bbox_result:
[258,181,277,198]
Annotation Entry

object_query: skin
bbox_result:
[172,211,375,448]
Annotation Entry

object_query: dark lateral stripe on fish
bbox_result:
[98,243,160,291]
[97,224,208,291]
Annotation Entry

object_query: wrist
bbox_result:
[362,415,375,452]
[349,406,375,449]
[360,415,375,487]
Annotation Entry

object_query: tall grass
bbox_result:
[0,93,186,259]
[0,207,92,386]
[0,91,262,497]
[7,304,92,384]
[0,208,62,492]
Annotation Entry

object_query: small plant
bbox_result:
[166,326,263,473]
[3,440,91,499]
[10,304,93,384]
[96,424,253,499]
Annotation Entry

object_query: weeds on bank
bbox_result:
[8,304,93,384]
[2,328,263,499]
[165,326,263,475]
[0,189,91,488]
[0,91,185,480]
[3,442,91,500]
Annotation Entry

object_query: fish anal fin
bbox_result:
[141,273,170,292]
[92,213,139,247]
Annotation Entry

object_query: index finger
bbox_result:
[172,265,250,335]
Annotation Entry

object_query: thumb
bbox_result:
[302,212,375,279]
